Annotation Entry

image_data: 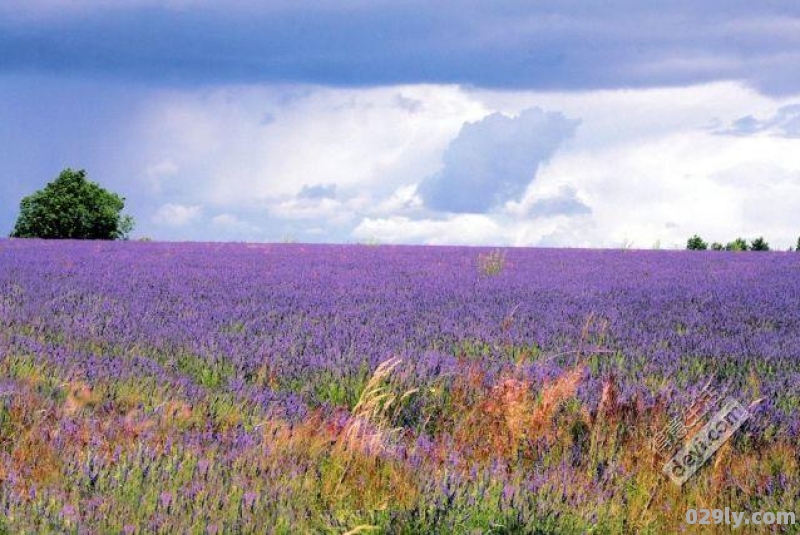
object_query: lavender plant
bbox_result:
[0,240,798,532]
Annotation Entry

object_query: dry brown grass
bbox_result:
[2,386,62,487]
[337,357,414,457]
[455,365,586,463]
[122,408,156,438]
[161,400,193,425]
[492,377,532,444]
[529,365,585,441]
[257,406,418,512]
[64,381,98,415]
[251,363,280,389]
[12,430,61,485]
[597,374,618,421]
[323,358,420,510]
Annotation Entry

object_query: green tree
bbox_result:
[710,242,724,251]
[750,236,770,251]
[796,236,800,252]
[686,234,708,250]
[11,169,134,240]
[725,238,749,252]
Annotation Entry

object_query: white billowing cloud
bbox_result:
[351,210,596,247]
[460,82,800,249]
[713,163,800,243]
[268,197,357,226]
[352,82,800,248]
[556,136,800,248]
[210,213,260,234]
[418,108,579,213]
[369,184,424,216]
[352,215,504,246]
[144,159,179,194]
[122,80,800,248]
[135,84,488,207]
[470,82,781,151]
[152,203,202,227]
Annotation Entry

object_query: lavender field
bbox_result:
[1,239,798,533]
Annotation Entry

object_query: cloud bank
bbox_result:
[3,75,800,248]
[2,3,800,94]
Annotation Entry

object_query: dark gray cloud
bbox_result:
[417,108,578,213]
[2,3,800,94]
[298,183,337,200]
[716,104,800,138]
[528,185,591,218]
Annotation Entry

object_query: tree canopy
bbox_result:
[11,169,134,240]
[687,235,778,252]
[725,238,750,252]
[686,234,708,250]
[750,236,770,251]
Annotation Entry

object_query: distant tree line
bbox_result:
[686,234,800,252]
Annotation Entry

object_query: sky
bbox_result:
[2,2,800,248]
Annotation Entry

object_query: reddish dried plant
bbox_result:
[64,381,97,415]
[456,365,586,462]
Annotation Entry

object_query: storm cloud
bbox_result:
[2,2,800,94]
[417,108,578,213]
